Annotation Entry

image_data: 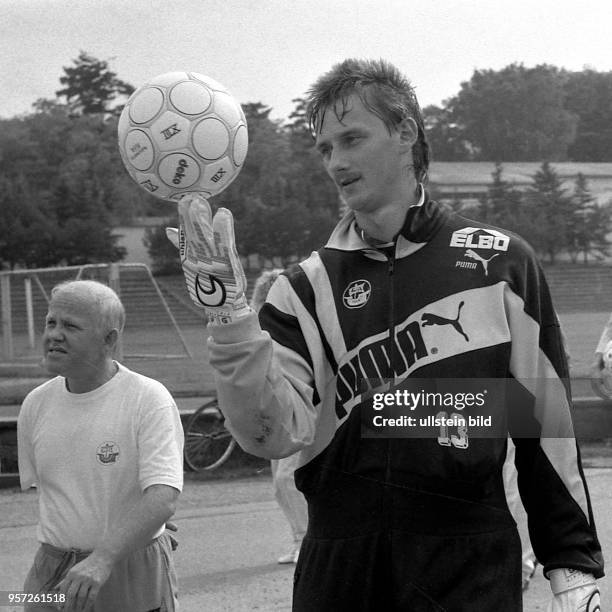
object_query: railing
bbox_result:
[0,263,193,361]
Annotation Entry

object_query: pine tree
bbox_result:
[56,51,134,116]
[526,162,572,263]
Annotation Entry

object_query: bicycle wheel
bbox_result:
[184,399,237,471]
[591,376,612,401]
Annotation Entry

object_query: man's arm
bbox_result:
[167,194,321,459]
[57,483,178,612]
[208,306,319,459]
[504,247,603,610]
[17,396,37,490]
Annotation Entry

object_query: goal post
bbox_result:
[0,263,196,363]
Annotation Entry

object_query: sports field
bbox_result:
[2,309,610,394]
[1,309,611,610]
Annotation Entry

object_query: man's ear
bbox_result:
[105,328,119,351]
[398,117,418,149]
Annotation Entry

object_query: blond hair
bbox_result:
[51,280,126,335]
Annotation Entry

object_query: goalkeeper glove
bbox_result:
[166,193,250,325]
[546,569,600,612]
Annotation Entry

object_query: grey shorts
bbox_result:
[23,531,178,612]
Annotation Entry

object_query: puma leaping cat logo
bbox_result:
[464,249,499,276]
[421,301,469,342]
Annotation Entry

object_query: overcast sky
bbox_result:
[1,0,611,122]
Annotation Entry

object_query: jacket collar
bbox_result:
[325,186,448,260]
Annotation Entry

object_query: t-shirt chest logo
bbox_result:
[343,279,372,309]
[96,441,120,465]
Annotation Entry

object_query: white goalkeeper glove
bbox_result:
[546,569,600,612]
[166,193,250,325]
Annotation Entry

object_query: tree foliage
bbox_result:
[3,53,612,272]
[207,99,338,263]
[0,108,134,269]
[424,64,612,163]
[423,104,473,161]
[524,162,575,263]
[448,64,577,161]
[564,69,612,162]
[56,51,134,116]
[462,163,611,264]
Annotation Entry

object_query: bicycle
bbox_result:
[183,398,237,471]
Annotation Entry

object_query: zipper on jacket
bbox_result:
[387,252,396,377]
[385,249,396,490]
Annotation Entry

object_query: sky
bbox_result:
[1,0,611,123]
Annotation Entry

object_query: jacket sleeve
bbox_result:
[505,246,604,579]
[207,271,331,459]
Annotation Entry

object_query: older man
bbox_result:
[18,280,183,612]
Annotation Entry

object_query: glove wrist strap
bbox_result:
[206,298,251,326]
[549,569,596,595]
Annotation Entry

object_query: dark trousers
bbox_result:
[293,526,523,611]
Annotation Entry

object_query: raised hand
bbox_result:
[166,193,249,325]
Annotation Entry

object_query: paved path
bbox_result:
[1,469,610,611]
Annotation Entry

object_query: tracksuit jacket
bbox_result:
[208,193,603,611]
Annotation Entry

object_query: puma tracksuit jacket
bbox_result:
[208,193,603,611]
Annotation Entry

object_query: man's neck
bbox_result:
[66,360,118,394]
[354,184,423,242]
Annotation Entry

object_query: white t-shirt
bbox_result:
[17,362,184,549]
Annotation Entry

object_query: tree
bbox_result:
[422,104,472,161]
[143,216,180,275]
[569,174,611,262]
[0,110,132,268]
[525,162,574,263]
[212,99,338,261]
[0,175,54,269]
[449,64,578,161]
[237,199,335,261]
[56,51,134,116]
[213,102,293,219]
[565,70,612,161]
[476,163,524,232]
[284,97,338,214]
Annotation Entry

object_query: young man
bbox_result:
[168,59,603,610]
[18,280,183,612]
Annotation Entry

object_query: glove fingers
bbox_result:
[179,194,214,261]
[213,208,247,294]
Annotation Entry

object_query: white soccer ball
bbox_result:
[117,71,248,201]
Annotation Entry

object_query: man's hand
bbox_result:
[166,193,249,325]
[546,569,600,612]
[56,552,114,612]
[165,520,179,551]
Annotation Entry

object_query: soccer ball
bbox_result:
[117,71,248,201]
